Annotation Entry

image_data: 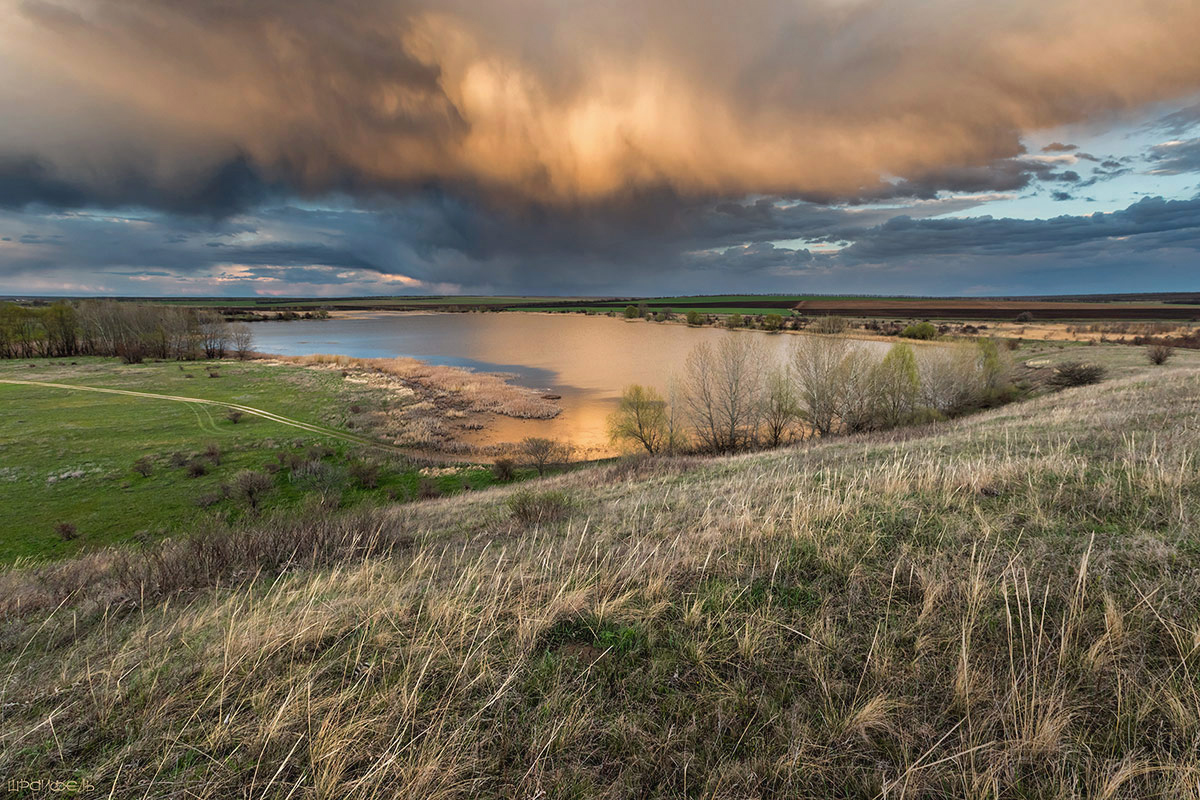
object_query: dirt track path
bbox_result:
[0,378,413,455]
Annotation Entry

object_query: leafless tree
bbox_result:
[231,323,254,360]
[682,336,765,452]
[518,437,572,474]
[791,335,851,437]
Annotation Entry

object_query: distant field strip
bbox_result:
[0,379,405,453]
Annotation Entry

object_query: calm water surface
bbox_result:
[253,312,883,455]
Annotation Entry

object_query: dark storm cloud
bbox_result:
[836,195,1200,261]
[3,0,1200,217]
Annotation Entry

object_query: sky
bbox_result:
[1,0,1199,298]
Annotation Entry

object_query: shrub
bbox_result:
[1005,338,1022,351]
[1147,344,1174,365]
[132,456,153,477]
[623,305,639,319]
[491,458,516,481]
[348,460,379,489]
[208,370,220,378]
[204,443,221,464]
[195,492,222,508]
[418,477,442,499]
[54,521,78,541]
[1015,311,1034,323]
[186,459,209,478]
[225,409,244,424]
[725,313,744,329]
[307,444,334,460]
[518,437,572,474]
[763,313,783,332]
[900,321,938,340]
[1049,361,1106,388]
[684,310,701,326]
[233,470,274,511]
[812,315,848,335]
[507,489,573,525]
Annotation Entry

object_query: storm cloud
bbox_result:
[3,0,1200,213]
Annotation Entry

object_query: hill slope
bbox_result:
[3,365,1200,798]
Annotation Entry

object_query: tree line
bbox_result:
[0,301,253,362]
[609,335,1015,454]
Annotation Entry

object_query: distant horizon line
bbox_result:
[4,291,1200,303]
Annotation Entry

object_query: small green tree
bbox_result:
[977,337,1008,390]
[900,321,938,340]
[726,313,744,329]
[608,384,671,453]
[763,313,783,332]
[761,367,800,446]
[685,310,701,326]
[873,342,921,428]
[623,305,639,319]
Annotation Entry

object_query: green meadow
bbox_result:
[0,358,511,562]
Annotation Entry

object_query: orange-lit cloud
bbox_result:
[2,0,1199,210]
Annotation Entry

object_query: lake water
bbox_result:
[251,312,885,455]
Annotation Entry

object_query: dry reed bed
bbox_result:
[282,353,559,420]
[2,369,1200,797]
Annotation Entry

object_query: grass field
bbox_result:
[0,358,514,562]
[2,348,1199,796]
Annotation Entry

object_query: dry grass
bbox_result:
[2,367,1200,797]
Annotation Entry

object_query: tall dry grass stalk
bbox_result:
[2,368,1200,797]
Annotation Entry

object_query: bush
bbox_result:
[507,489,573,525]
[233,470,274,511]
[812,315,848,335]
[1015,311,1034,323]
[195,492,222,508]
[491,458,516,481]
[225,409,244,424]
[348,460,379,489]
[899,321,938,340]
[725,313,744,329]
[132,456,153,477]
[1049,361,1106,388]
[418,477,442,499]
[186,459,209,478]
[518,437,572,475]
[54,521,78,541]
[684,310,701,326]
[204,442,221,464]
[1147,344,1174,365]
[623,305,639,319]
[763,313,783,332]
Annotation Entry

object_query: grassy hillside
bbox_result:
[0,358,509,561]
[2,362,1199,797]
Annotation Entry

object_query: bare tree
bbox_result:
[230,323,254,360]
[791,335,851,437]
[198,311,230,359]
[919,345,981,414]
[518,437,572,474]
[682,336,765,452]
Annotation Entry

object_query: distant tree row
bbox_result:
[0,301,252,363]
[609,336,1015,454]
